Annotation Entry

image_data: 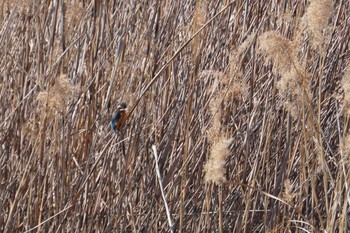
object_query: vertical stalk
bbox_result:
[218,184,223,233]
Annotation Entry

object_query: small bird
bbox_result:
[110,102,128,134]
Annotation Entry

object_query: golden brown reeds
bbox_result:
[37,74,79,115]
[257,31,294,76]
[340,65,350,115]
[303,0,333,49]
[1,1,350,232]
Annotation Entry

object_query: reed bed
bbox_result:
[1,0,349,232]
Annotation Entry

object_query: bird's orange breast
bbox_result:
[115,110,128,131]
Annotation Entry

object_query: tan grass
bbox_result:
[340,65,350,115]
[303,0,333,49]
[257,31,294,76]
[1,1,349,232]
[64,1,85,37]
[276,66,310,118]
[37,74,79,115]
[192,0,208,63]
[204,137,233,184]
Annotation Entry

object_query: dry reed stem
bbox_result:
[151,145,174,233]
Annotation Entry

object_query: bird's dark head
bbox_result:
[118,102,127,110]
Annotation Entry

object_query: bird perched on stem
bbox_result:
[110,102,128,134]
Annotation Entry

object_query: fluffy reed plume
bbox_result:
[37,75,79,115]
[340,134,350,166]
[204,137,233,184]
[258,31,312,118]
[276,66,309,118]
[303,0,333,48]
[203,35,254,184]
[340,65,350,115]
[228,34,256,69]
[281,179,293,203]
[221,34,254,105]
[207,91,223,142]
[204,83,233,184]
[225,78,248,103]
[257,31,294,76]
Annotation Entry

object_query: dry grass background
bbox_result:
[1,0,350,232]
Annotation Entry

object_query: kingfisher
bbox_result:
[110,102,128,134]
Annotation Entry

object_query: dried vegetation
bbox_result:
[1,0,350,232]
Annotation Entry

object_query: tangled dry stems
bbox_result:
[1,0,350,232]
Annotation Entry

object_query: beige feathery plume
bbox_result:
[37,75,79,116]
[204,137,233,184]
[281,179,293,203]
[204,81,233,184]
[340,65,350,115]
[303,0,333,48]
[257,31,294,76]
